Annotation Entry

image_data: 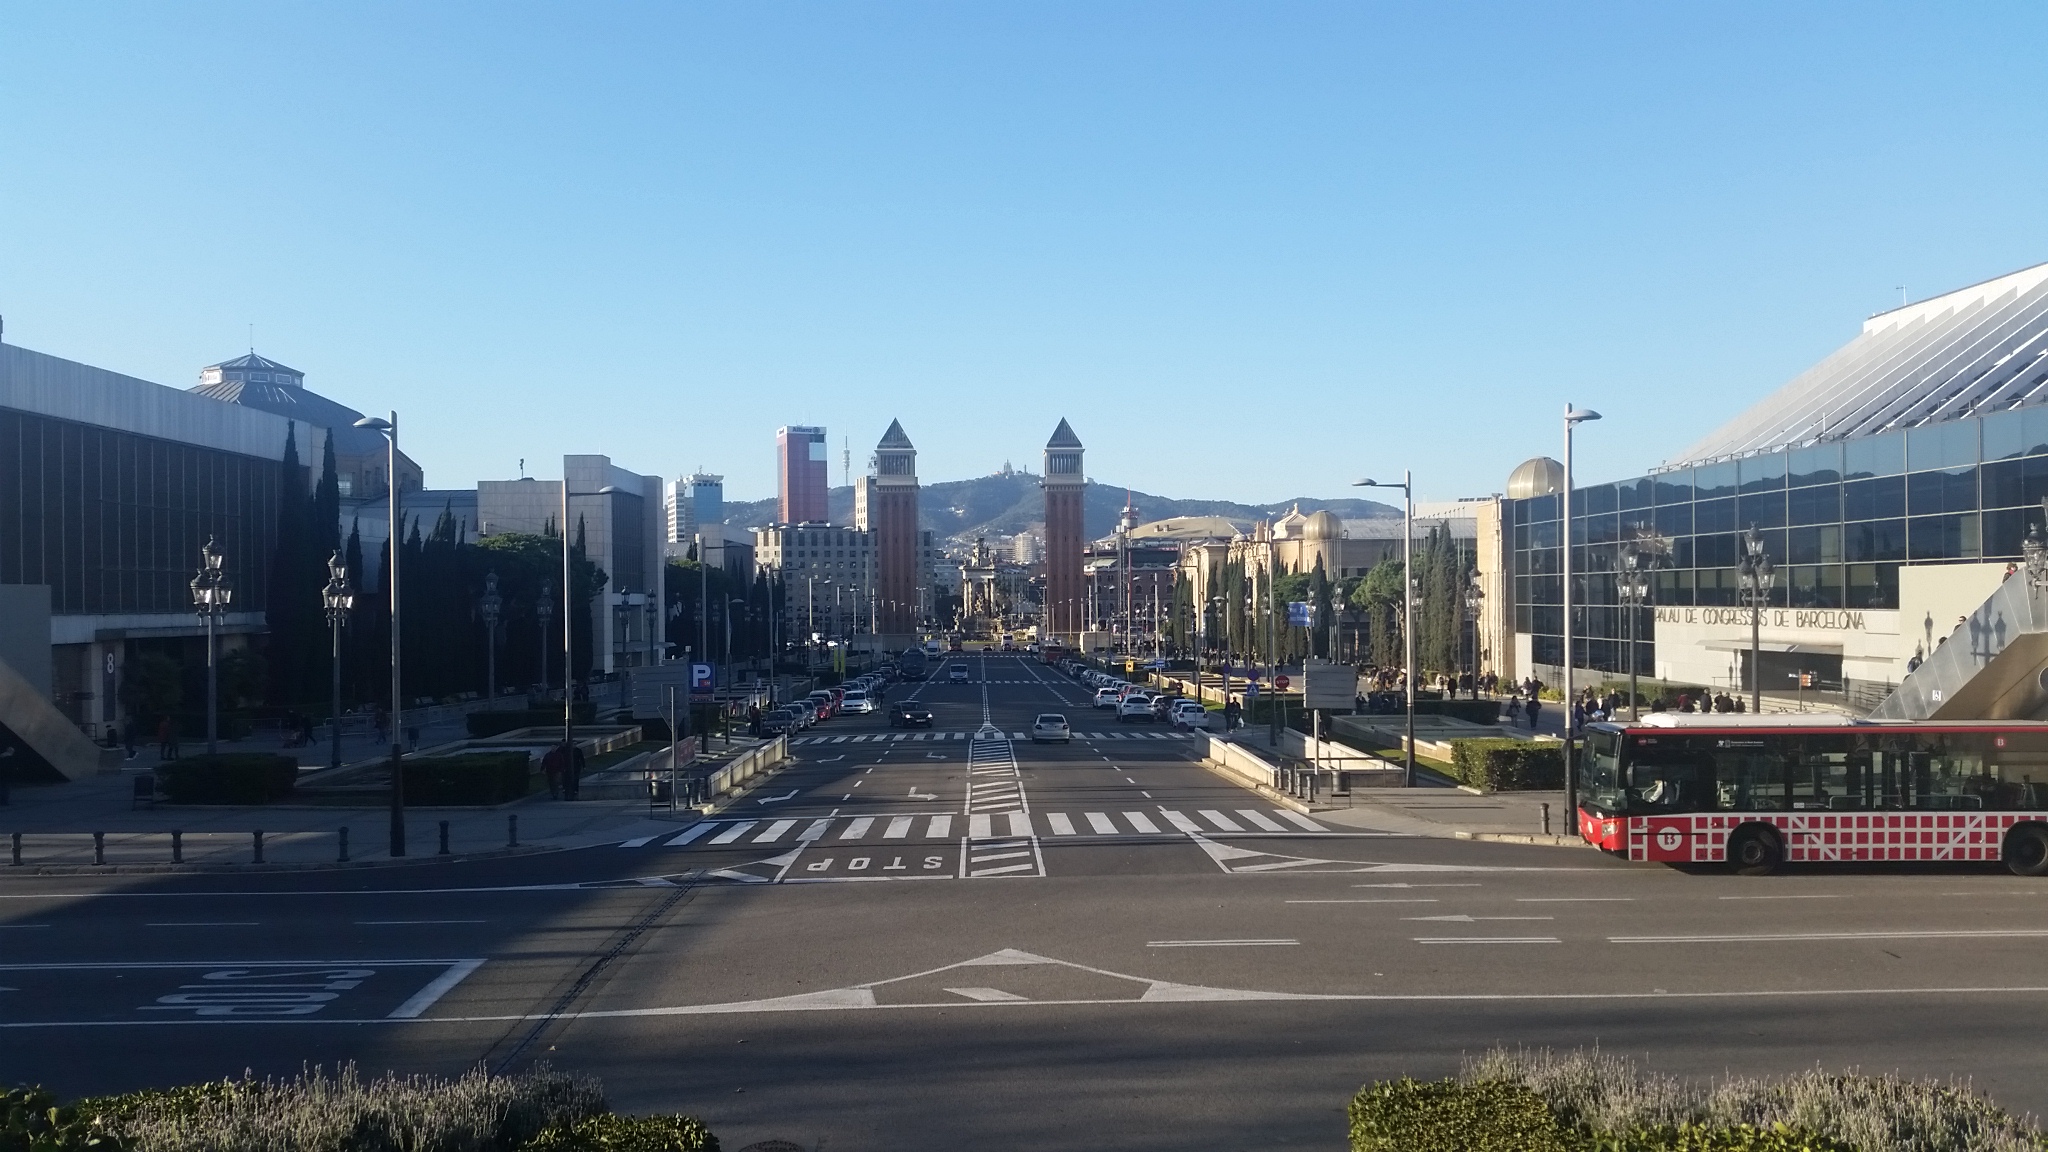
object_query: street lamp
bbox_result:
[559,481,620,779]
[479,571,502,712]
[1462,568,1484,701]
[189,536,233,757]
[536,582,553,694]
[1618,548,1652,722]
[1354,473,1416,787]
[352,413,407,855]
[321,550,355,769]
[2022,501,2048,594]
[1561,404,1601,817]
[1738,525,1776,713]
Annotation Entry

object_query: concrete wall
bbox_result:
[1900,562,2011,665]
[0,585,52,698]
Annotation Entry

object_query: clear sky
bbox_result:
[5,2,2046,505]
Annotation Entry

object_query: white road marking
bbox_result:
[1048,813,1077,836]
[387,959,487,1019]
[1159,810,1204,833]
[1236,810,1287,832]
[927,815,953,838]
[664,824,718,846]
[1415,937,1561,945]
[969,814,993,839]
[1199,811,1245,832]
[147,922,256,928]
[1273,811,1326,832]
[1405,915,1555,922]
[945,987,1029,1002]
[753,820,798,844]
[1718,895,1844,901]
[1147,939,1298,948]
[839,818,875,840]
[617,835,660,848]
[355,920,487,926]
[710,822,757,845]
[1613,930,2048,944]
[1287,899,1438,904]
[1124,812,1161,833]
[1086,813,1117,835]
[884,816,914,839]
[1517,897,1634,903]
[1005,812,1033,837]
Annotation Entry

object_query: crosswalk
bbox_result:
[618,807,1328,848]
[790,730,1194,745]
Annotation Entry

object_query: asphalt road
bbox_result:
[6,654,2048,1151]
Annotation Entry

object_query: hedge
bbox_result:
[522,1114,718,1151]
[1349,1080,1852,1152]
[155,754,300,804]
[1446,738,1564,791]
[468,706,595,739]
[1416,697,1502,724]
[401,753,534,805]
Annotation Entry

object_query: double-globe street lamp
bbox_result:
[1738,525,1777,714]
[189,537,233,757]
[1617,547,1652,722]
[351,413,408,856]
[479,571,502,712]
[559,483,620,778]
[1561,404,1602,816]
[1353,472,1415,788]
[322,551,356,769]
[1462,568,1484,701]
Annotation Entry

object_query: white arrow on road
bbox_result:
[816,755,845,763]
[908,787,937,800]
[926,752,947,760]
[756,790,798,805]
[1402,915,1555,923]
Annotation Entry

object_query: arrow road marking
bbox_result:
[1403,915,1556,923]
[909,788,937,800]
[816,755,845,763]
[756,790,798,805]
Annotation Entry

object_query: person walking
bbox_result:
[542,742,567,800]
[1505,694,1522,726]
[1525,695,1543,731]
[566,741,587,800]
[155,715,177,761]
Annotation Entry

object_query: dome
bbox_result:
[1302,510,1343,540]
[1507,457,1565,499]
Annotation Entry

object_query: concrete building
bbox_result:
[753,518,937,649]
[2,340,320,779]
[192,352,421,501]
[871,420,921,643]
[477,456,666,675]
[667,471,723,546]
[1041,419,1086,643]
[776,426,828,526]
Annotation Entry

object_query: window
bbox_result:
[1788,442,1843,487]
[1844,475,1906,521]
[1906,468,1977,514]
[1739,452,1787,493]
[1844,432,1906,480]
[1845,519,1906,562]
[1907,421,1979,470]
[1788,484,1840,525]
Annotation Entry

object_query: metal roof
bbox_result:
[1668,262,2048,469]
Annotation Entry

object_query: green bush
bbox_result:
[468,707,594,739]
[1,1085,127,1151]
[519,1114,719,1151]
[1446,738,1564,791]
[1349,1078,1575,1152]
[1416,697,1502,724]
[155,754,300,804]
[402,753,534,805]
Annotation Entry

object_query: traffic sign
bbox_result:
[689,662,715,699]
[1275,674,1291,690]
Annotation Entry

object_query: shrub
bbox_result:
[1416,697,1502,724]
[1446,738,1564,791]
[520,1113,719,1151]
[468,707,593,739]
[402,753,534,805]
[155,754,299,805]
[78,1064,604,1152]
[1,1085,127,1150]
[1349,1078,1575,1152]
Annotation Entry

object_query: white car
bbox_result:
[1118,695,1155,722]
[1030,713,1071,743]
[840,690,875,714]
[1093,687,1122,709]
[1170,701,1208,728]
[948,663,970,683]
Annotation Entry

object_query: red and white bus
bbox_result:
[1578,714,2048,875]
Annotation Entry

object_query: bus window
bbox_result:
[1706,741,1783,812]
[1629,739,1716,814]
[1584,731,1623,812]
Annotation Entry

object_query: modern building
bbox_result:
[2,339,318,778]
[191,352,421,501]
[667,471,724,546]
[1502,260,2048,708]
[871,420,921,643]
[1041,419,1086,642]
[776,426,829,526]
[753,518,937,649]
[476,456,667,675]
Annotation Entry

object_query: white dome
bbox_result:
[1302,510,1343,540]
[1507,457,1565,499]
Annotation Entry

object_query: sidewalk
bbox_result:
[1314,787,1587,848]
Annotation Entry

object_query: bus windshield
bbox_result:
[1583,730,1624,813]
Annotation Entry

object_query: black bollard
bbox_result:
[10,832,19,866]
[252,830,264,864]
[338,826,350,863]
[438,820,450,855]
[93,832,105,866]
[171,830,182,864]
[507,814,518,847]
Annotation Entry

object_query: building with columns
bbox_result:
[1041,419,1086,642]
[871,420,921,644]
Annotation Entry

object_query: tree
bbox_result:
[1310,556,1334,659]
[1353,558,1406,669]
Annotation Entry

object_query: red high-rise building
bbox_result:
[873,419,920,641]
[1041,419,1086,642]
[776,425,829,524]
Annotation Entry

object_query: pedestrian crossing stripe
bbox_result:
[620,808,1327,847]
[789,731,1195,746]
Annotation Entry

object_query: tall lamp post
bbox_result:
[1354,472,1415,787]
[321,550,355,769]
[480,571,501,711]
[1738,525,1776,713]
[1618,549,1651,721]
[1561,404,1602,818]
[352,413,407,855]
[558,482,620,771]
[1462,568,1483,701]
[189,536,233,757]
[536,582,553,695]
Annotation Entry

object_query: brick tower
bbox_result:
[1041,419,1086,643]
[873,419,921,646]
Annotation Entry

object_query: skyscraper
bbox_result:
[1041,419,1085,642]
[776,426,828,524]
[873,419,920,641]
[667,471,723,544]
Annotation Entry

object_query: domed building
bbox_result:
[1506,457,1564,500]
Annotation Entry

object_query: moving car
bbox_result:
[1093,687,1122,709]
[840,690,875,714]
[1030,713,1071,743]
[1118,694,1155,722]
[1170,701,1209,728]
[948,663,970,683]
[889,701,934,728]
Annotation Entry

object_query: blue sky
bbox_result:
[5,2,2046,506]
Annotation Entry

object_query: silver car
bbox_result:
[1031,713,1071,743]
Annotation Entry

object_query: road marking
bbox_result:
[969,814,993,839]
[756,790,798,805]
[1146,939,1298,948]
[884,816,914,839]
[1236,810,1286,832]
[1612,930,2048,944]
[710,822,757,845]
[1516,897,1633,903]
[387,959,487,1019]
[927,815,953,838]
[618,835,660,848]
[1159,810,1204,833]
[664,824,718,846]
[1086,813,1117,835]
[1124,812,1160,833]
[1199,811,1245,832]
[1274,811,1326,832]
[798,819,832,841]
[1354,883,1481,888]
[0,924,50,929]
[945,987,1029,1002]
[355,920,487,926]
[1048,813,1077,836]
[1005,812,1033,837]
[147,922,257,928]
[1405,915,1555,922]
[1415,937,1561,945]
[1287,899,1438,904]
[753,820,798,844]
[1718,895,1844,901]
[839,818,874,840]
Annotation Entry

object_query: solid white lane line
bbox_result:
[1086,812,1118,835]
[1237,810,1287,832]
[1123,812,1161,833]
[1199,810,1245,832]
[753,819,798,843]
[664,824,718,847]
[1159,810,1203,833]
[1274,811,1326,832]
[1147,939,1298,948]
[1517,897,1634,903]
[1614,930,2048,944]
[1718,895,1843,901]
[387,958,486,1019]
[1048,813,1077,836]
[356,919,488,925]
[709,822,756,845]
[147,922,256,927]
[837,818,873,840]
[1287,899,1438,904]
[927,815,953,838]
[1415,937,1561,945]
[883,816,914,839]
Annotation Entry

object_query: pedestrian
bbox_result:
[1525,696,1542,730]
[542,742,566,800]
[156,715,178,760]
[1505,695,1522,725]
[567,741,586,800]
[123,715,139,760]
[748,704,761,738]
[405,724,420,753]
[373,707,388,747]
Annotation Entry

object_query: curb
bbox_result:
[1198,759,1312,815]
[0,843,562,876]
[1451,830,1593,849]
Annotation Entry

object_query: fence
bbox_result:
[706,736,789,798]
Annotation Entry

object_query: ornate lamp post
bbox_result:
[189,536,233,757]
[1462,568,1484,701]
[1738,525,1776,713]
[352,413,407,856]
[2023,512,2048,594]
[480,571,502,711]
[1354,473,1416,787]
[321,551,355,769]
[1618,551,1651,721]
[536,582,553,693]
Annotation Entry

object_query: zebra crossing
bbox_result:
[617,807,1329,849]
[790,730,1195,745]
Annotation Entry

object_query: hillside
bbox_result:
[721,473,1399,543]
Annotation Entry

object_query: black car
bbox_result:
[889,702,934,728]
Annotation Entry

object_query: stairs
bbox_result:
[0,653,118,781]
[1870,572,2048,721]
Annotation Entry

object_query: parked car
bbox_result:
[1118,694,1155,722]
[948,663,970,683]
[1170,701,1208,728]
[889,701,934,728]
[1093,687,1122,709]
[840,690,875,714]
[805,691,837,718]
[1031,713,1071,743]
[760,708,797,736]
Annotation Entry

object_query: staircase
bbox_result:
[1870,572,2048,721]
[0,654,119,781]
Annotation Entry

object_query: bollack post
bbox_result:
[171,829,182,864]
[93,832,105,866]
[507,814,518,847]
[338,826,350,863]
[438,820,450,856]
[252,830,263,864]
[1540,802,1552,836]
[10,832,20,866]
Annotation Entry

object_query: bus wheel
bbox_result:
[2003,825,2048,877]
[1728,827,1782,876]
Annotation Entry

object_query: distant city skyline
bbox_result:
[5,5,2047,503]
